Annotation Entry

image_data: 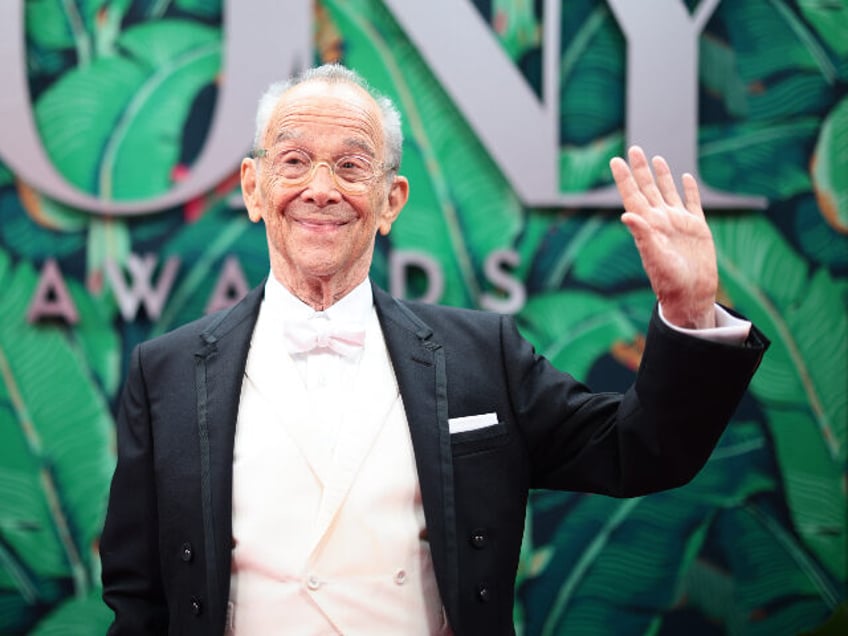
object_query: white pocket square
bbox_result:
[448,412,499,434]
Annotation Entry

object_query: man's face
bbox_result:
[241,80,407,294]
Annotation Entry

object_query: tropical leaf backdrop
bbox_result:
[0,0,845,634]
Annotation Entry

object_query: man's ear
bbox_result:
[241,158,263,223]
[378,175,409,236]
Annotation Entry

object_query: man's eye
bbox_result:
[337,157,370,172]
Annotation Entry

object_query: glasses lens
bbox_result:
[334,155,375,186]
[274,149,312,180]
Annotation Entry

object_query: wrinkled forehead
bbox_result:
[264,80,385,156]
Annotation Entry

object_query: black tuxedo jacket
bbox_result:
[100,283,767,635]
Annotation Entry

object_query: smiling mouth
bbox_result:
[294,218,351,231]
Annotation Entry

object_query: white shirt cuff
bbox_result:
[658,303,751,345]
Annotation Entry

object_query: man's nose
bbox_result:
[302,163,342,205]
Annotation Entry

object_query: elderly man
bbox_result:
[100,64,768,635]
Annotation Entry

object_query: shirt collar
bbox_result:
[263,274,373,325]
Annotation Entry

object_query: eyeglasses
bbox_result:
[252,147,396,195]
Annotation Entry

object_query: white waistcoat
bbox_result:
[228,308,450,635]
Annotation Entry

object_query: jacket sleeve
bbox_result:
[506,305,769,495]
[100,343,169,634]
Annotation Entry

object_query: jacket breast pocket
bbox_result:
[450,422,509,456]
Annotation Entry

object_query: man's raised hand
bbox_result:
[609,145,718,330]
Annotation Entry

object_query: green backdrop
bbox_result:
[0,1,845,634]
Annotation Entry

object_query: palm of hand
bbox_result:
[610,146,718,329]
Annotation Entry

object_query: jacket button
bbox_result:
[181,543,193,562]
[477,585,491,603]
[190,596,203,616]
[470,529,488,549]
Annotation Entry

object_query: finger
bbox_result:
[609,155,649,213]
[651,155,683,208]
[621,211,662,274]
[681,173,704,218]
[620,210,652,241]
[628,146,663,207]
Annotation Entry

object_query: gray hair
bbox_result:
[252,64,403,170]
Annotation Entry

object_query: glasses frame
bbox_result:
[252,147,397,195]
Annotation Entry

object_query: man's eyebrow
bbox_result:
[273,130,299,145]
[342,138,376,157]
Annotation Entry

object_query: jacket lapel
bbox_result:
[193,283,264,631]
[373,285,460,626]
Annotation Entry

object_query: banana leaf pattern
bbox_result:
[0,1,844,633]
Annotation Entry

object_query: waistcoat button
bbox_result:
[470,529,488,549]
[477,585,491,603]
[181,543,193,562]
[190,596,203,616]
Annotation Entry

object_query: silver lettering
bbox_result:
[0,0,311,215]
[480,250,526,314]
[390,250,445,304]
[606,0,765,207]
[104,254,180,321]
[0,0,766,213]
[205,255,249,313]
[26,258,79,324]
[386,0,766,208]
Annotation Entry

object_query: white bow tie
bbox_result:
[283,318,366,359]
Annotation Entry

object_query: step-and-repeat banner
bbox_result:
[0,1,845,634]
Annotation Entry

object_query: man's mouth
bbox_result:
[293,217,351,231]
